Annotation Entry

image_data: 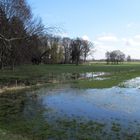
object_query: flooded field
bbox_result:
[1,75,140,139]
[45,72,109,83]
[39,87,140,121]
[121,77,140,88]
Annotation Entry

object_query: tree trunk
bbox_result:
[0,61,4,70]
[11,60,15,71]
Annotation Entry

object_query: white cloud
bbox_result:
[96,34,119,42]
[122,35,140,46]
[61,32,69,37]
[56,32,68,37]
[93,33,140,59]
[82,35,89,41]
[92,34,120,59]
[134,35,140,40]
[127,22,135,28]
[93,45,114,60]
[126,22,140,30]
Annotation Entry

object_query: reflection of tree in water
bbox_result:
[0,91,46,119]
[0,90,138,140]
[0,91,49,140]
[0,92,26,120]
[71,73,80,80]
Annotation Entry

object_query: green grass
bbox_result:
[73,69,140,88]
[0,129,29,140]
[0,63,140,88]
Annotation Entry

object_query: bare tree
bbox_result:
[0,0,46,69]
[127,55,131,62]
[105,50,125,64]
[62,37,71,64]
[82,40,93,62]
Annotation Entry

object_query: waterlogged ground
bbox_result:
[42,72,109,83]
[1,75,140,139]
[121,77,140,88]
[40,87,140,121]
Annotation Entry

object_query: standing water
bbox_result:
[1,77,140,139]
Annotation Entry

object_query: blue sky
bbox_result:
[28,0,140,59]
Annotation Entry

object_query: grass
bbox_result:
[73,69,140,88]
[0,63,140,88]
[0,129,29,140]
[1,115,140,140]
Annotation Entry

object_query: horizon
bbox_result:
[28,0,140,59]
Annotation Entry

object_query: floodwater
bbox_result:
[121,77,140,88]
[36,86,140,122]
[1,76,140,139]
[45,72,109,82]
[30,77,140,123]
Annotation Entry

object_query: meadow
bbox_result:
[0,62,140,88]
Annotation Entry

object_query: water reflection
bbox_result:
[0,92,26,121]
[1,84,140,139]
[37,87,140,122]
[121,77,140,88]
[46,72,108,83]
[1,86,140,124]
[0,91,49,139]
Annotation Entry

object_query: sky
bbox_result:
[28,0,140,59]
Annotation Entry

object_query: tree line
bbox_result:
[105,50,131,64]
[0,0,93,70]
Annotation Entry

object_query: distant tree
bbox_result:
[71,38,82,65]
[49,37,60,64]
[30,35,42,65]
[58,46,64,63]
[105,51,110,64]
[62,37,71,64]
[105,50,125,64]
[82,40,93,62]
[127,55,131,62]
[70,38,93,65]
[39,35,50,64]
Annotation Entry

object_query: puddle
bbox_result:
[46,72,109,82]
[121,77,140,88]
[80,72,107,78]
[79,72,109,80]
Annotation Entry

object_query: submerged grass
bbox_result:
[0,129,29,140]
[1,115,140,140]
